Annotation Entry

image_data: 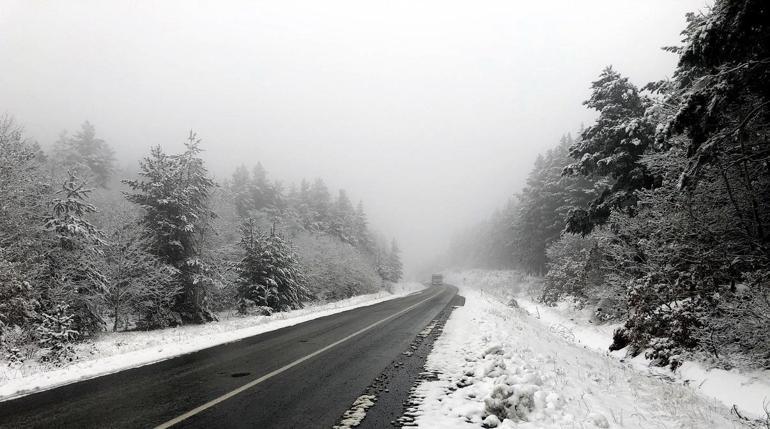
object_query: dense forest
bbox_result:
[0,122,403,365]
[445,0,769,370]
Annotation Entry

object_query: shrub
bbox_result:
[37,304,79,366]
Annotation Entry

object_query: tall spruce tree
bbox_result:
[42,172,107,336]
[123,132,217,324]
[513,135,605,273]
[564,67,657,234]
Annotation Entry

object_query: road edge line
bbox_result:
[154,288,447,429]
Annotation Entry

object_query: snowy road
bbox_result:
[0,286,457,428]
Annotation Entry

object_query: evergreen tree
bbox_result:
[295,179,314,230]
[231,165,252,218]
[608,0,770,368]
[307,179,330,232]
[236,219,310,313]
[564,67,657,234]
[513,135,606,273]
[123,132,217,324]
[42,172,107,336]
[54,121,115,188]
[386,239,403,282]
[354,200,372,251]
[664,1,769,248]
[331,190,355,244]
[230,163,282,219]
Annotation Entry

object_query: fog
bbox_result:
[1,0,705,277]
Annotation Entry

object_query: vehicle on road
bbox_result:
[431,274,443,286]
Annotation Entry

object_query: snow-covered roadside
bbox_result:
[413,289,741,428]
[0,282,425,402]
[513,296,770,421]
[443,270,770,421]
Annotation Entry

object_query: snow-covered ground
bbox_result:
[444,270,770,421]
[0,282,425,402]
[408,270,770,428]
[412,287,743,428]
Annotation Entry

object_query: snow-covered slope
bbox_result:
[0,282,425,402]
[440,270,770,422]
[412,288,742,428]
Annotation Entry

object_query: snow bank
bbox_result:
[413,289,739,428]
[0,284,425,402]
[441,269,770,421]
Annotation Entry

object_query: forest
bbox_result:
[445,0,769,371]
[0,121,403,366]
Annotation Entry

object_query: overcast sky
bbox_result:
[1,0,706,276]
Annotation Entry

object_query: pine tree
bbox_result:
[295,179,314,230]
[236,219,310,313]
[309,179,332,232]
[354,200,372,251]
[231,165,252,218]
[513,135,606,273]
[123,132,217,325]
[564,67,657,234]
[664,1,769,247]
[608,0,770,368]
[53,121,115,188]
[386,239,403,282]
[42,171,108,336]
[331,190,355,244]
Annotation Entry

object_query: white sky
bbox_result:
[0,0,707,276]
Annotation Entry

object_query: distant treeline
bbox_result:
[445,0,770,370]
[0,122,402,366]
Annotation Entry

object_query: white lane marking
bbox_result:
[154,289,445,428]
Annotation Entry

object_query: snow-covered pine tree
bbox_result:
[53,121,115,188]
[513,135,606,274]
[231,165,253,218]
[309,178,332,232]
[609,0,770,369]
[330,190,355,245]
[42,171,108,337]
[353,200,372,252]
[564,67,657,235]
[36,304,79,366]
[386,239,403,282]
[123,132,217,325]
[236,219,310,313]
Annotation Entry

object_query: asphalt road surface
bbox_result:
[0,285,458,428]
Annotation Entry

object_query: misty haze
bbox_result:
[1,1,769,428]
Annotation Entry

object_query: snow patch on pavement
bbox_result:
[412,289,739,428]
[0,283,425,402]
[334,394,377,429]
